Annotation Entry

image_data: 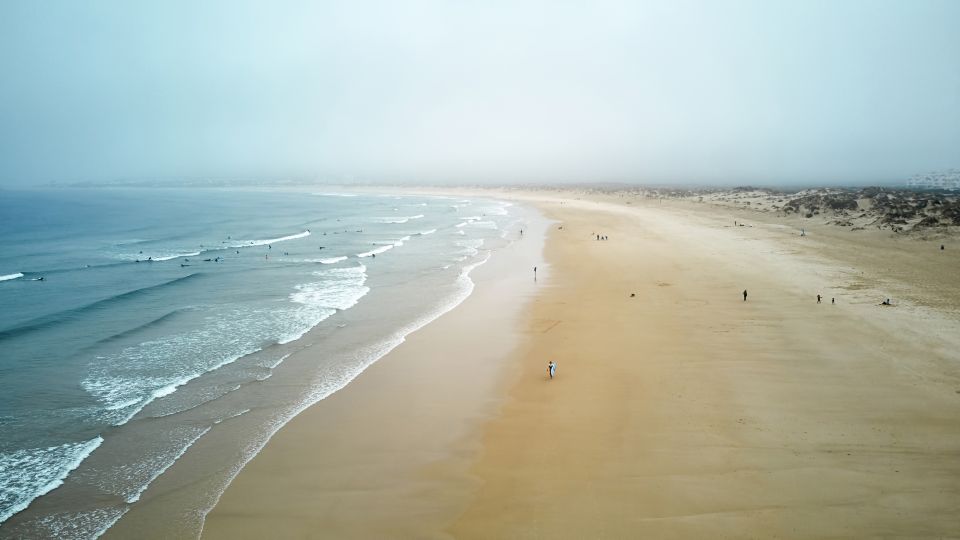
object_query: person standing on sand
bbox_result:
[743,289,748,301]
[817,294,822,303]
[548,361,556,379]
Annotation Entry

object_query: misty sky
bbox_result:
[1,0,958,187]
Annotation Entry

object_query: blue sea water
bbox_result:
[0,187,517,535]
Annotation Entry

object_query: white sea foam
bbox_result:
[214,409,251,425]
[356,245,393,257]
[114,250,202,262]
[32,507,128,539]
[82,257,367,524]
[153,251,202,262]
[152,382,181,400]
[290,265,369,312]
[124,427,211,504]
[312,192,358,197]
[104,397,142,411]
[85,372,196,424]
[81,260,370,428]
[0,272,24,282]
[265,353,291,370]
[231,230,311,248]
[148,382,243,419]
[455,222,469,228]
[283,264,369,344]
[87,345,256,425]
[300,256,348,264]
[374,215,424,224]
[0,437,104,525]
[82,425,216,511]
[456,238,485,257]
[417,229,437,236]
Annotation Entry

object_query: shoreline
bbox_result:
[100,197,539,539]
[200,198,550,538]
[205,187,959,538]
[0,190,524,538]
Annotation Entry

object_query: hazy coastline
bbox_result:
[196,185,960,538]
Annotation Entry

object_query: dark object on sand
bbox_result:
[880,298,892,306]
[743,289,748,301]
[630,293,636,297]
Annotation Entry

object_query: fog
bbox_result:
[1,0,958,187]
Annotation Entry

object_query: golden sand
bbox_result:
[203,190,960,538]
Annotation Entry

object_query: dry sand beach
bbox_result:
[203,189,960,539]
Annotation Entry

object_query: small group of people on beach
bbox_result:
[595,234,609,241]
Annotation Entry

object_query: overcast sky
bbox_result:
[1,0,958,187]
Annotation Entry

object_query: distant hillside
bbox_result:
[623,186,960,234]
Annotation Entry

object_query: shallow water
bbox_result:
[0,187,520,537]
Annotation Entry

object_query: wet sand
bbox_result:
[204,190,960,538]
[201,203,549,538]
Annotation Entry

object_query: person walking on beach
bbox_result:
[533,266,537,280]
[548,361,556,379]
[817,294,822,303]
[743,289,748,302]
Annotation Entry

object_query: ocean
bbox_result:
[0,187,522,537]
